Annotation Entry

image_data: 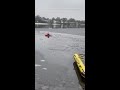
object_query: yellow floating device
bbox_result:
[73,54,85,78]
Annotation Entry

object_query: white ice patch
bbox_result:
[35,64,41,67]
[42,68,47,70]
[40,60,45,62]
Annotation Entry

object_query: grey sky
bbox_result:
[35,0,85,20]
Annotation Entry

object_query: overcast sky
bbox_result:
[35,0,85,20]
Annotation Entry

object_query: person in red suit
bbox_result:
[45,33,51,38]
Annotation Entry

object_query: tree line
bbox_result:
[35,15,85,28]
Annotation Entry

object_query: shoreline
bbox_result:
[35,28,85,36]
